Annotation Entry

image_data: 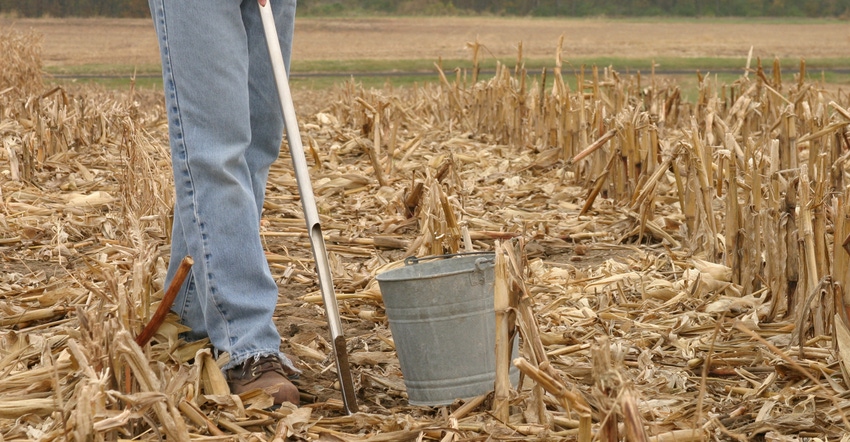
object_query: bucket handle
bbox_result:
[404,251,495,267]
[405,252,494,285]
[404,252,496,278]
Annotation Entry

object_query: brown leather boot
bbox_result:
[226,356,300,406]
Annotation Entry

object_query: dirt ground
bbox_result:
[1,16,849,69]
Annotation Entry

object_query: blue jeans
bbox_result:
[148,0,298,371]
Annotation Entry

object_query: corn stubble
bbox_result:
[2,29,850,440]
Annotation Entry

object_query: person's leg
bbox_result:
[242,0,296,217]
[148,0,295,373]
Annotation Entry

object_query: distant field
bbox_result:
[2,16,848,89]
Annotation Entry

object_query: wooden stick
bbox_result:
[135,255,193,347]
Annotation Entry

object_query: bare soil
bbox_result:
[2,16,849,69]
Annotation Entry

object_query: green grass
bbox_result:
[43,56,850,100]
[57,77,164,90]
[45,63,162,91]
[291,55,849,76]
[45,63,161,78]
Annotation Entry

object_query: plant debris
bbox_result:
[3,30,850,441]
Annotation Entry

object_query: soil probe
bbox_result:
[258,0,358,414]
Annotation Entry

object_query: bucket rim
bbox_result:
[375,252,495,282]
[403,251,495,266]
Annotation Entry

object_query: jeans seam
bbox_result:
[156,0,235,348]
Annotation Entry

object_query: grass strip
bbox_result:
[43,56,850,93]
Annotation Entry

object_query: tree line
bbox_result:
[1,0,848,18]
[332,0,850,16]
[445,0,850,16]
[0,0,149,18]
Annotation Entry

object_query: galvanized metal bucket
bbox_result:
[376,253,519,406]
